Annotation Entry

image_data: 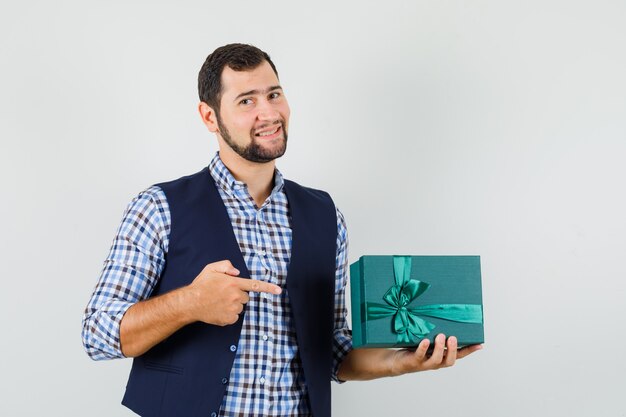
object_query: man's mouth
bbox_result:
[254,125,282,139]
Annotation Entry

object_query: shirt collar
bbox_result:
[208,152,285,199]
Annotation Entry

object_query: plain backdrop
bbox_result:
[1,0,625,415]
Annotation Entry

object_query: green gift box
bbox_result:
[350,255,484,348]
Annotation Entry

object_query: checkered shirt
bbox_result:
[82,152,353,416]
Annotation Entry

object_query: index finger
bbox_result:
[234,277,282,295]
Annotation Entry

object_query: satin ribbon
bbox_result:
[365,256,483,344]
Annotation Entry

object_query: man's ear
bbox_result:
[198,102,219,133]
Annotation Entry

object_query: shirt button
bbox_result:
[258,249,266,256]
[221,377,228,384]
[259,376,266,384]
[229,345,237,352]
[262,334,268,341]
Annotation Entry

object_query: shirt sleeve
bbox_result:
[330,207,353,382]
[81,186,170,360]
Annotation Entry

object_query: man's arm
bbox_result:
[337,334,483,381]
[81,187,170,360]
[81,187,281,359]
[330,208,355,380]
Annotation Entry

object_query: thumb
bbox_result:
[206,260,240,276]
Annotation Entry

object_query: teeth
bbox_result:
[257,127,279,137]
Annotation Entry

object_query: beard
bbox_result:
[217,113,288,163]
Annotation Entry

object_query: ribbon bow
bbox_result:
[365,256,483,344]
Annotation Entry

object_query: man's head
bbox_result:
[198,43,289,163]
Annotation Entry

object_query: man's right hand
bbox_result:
[120,260,281,357]
[185,260,282,326]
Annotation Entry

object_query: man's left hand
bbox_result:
[390,333,483,376]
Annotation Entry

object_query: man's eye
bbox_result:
[239,98,253,105]
[269,92,281,100]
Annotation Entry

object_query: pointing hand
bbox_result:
[186,260,282,326]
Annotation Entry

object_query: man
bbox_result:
[82,43,481,417]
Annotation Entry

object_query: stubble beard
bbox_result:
[217,113,288,163]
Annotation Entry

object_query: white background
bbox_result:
[1,0,625,415]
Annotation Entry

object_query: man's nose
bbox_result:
[257,100,280,121]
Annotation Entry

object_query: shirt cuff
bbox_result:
[331,328,353,383]
[82,299,133,360]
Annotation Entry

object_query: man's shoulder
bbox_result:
[283,179,333,203]
[155,167,211,191]
[282,180,346,227]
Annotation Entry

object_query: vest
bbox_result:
[121,167,338,417]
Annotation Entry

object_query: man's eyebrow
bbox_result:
[233,85,283,102]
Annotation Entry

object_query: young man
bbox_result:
[82,43,481,417]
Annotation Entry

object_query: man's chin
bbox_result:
[250,149,287,163]
[244,137,287,162]
[238,143,287,163]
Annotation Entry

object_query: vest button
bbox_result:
[229,344,237,352]
[221,377,228,384]
[211,412,217,417]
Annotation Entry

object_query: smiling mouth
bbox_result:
[254,125,282,139]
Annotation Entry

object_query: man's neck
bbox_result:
[218,146,276,209]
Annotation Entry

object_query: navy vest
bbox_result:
[121,167,338,417]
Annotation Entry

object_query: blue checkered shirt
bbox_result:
[82,153,352,416]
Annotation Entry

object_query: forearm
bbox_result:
[119,261,273,357]
[119,286,195,357]
[337,336,483,381]
[336,348,398,381]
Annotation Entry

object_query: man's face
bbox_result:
[215,60,290,163]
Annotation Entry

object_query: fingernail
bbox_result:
[274,286,282,294]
